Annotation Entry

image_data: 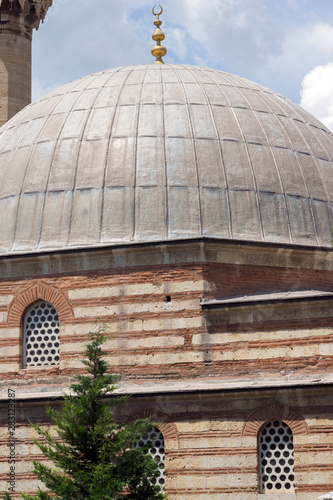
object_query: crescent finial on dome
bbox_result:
[151,5,167,64]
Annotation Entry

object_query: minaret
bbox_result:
[0,0,52,127]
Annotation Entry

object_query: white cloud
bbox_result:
[300,63,333,131]
[32,0,153,99]
[30,0,333,109]
[168,0,284,70]
[303,22,333,55]
[33,0,285,93]
[251,19,333,103]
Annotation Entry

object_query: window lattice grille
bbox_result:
[134,428,165,487]
[23,301,60,368]
[259,420,295,493]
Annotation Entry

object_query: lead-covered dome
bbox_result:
[0,63,333,255]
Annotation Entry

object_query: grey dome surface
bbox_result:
[0,63,333,256]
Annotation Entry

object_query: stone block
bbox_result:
[177,420,211,433]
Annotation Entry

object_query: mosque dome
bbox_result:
[0,63,333,256]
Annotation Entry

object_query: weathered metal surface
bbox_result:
[0,63,332,255]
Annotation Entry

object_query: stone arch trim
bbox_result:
[242,401,308,437]
[127,408,179,442]
[7,281,74,327]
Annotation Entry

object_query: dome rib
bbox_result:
[0,64,333,256]
[169,64,203,239]
[237,93,295,245]
[181,64,232,240]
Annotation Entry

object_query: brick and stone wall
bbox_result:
[0,242,333,387]
[0,240,333,498]
[1,389,333,499]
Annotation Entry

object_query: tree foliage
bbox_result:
[4,324,167,500]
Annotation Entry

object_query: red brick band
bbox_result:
[242,401,308,437]
[127,408,179,442]
[7,281,74,327]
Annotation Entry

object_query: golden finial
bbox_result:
[151,5,167,64]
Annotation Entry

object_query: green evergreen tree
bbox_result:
[4,324,167,500]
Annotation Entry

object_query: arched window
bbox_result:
[134,427,165,488]
[259,420,295,493]
[23,300,60,368]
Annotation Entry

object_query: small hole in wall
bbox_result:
[165,296,171,302]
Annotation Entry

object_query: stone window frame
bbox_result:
[126,408,179,492]
[242,401,308,495]
[23,299,60,369]
[258,419,295,494]
[134,426,166,489]
[7,281,74,368]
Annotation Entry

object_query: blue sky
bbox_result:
[32,0,333,129]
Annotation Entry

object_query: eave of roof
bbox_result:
[3,374,333,402]
[200,289,333,309]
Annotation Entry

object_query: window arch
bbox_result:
[23,300,60,368]
[134,427,165,488]
[258,420,295,493]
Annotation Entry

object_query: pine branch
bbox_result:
[3,322,167,500]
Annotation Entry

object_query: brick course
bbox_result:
[0,243,333,498]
